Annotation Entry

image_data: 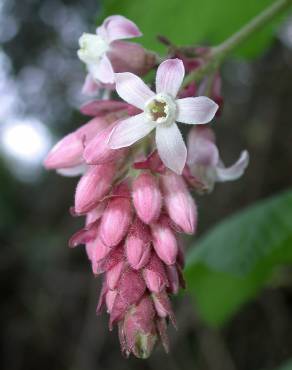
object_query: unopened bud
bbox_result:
[150,217,178,265]
[125,219,151,270]
[99,182,132,247]
[119,295,157,359]
[74,164,115,214]
[161,171,197,234]
[143,253,168,293]
[132,172,162,224]
[83,123,126,165]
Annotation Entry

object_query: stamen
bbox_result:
[145,94,176,125]
[148,100,167,121]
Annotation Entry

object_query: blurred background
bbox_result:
[1,0,292,369]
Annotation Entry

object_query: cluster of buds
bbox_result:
[44,15,249,358]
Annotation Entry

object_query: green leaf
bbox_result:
[101,0,290,58]
[185,190,292,327]
[187,189,292,276]
[278,360,292,370]
[269,359,292,370]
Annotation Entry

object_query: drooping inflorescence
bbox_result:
[44,15,249,358]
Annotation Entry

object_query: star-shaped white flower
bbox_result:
[77,15,142,84]
[108,58,219,174]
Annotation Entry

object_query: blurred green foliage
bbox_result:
[101,0,288,57]
[185,190,292,326]
[274,359,292,370]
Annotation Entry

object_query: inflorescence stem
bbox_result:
[183,0,292,86]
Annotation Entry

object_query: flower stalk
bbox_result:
[183,0,292,86]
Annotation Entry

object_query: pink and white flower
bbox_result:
[78,15,142,85]
[108,58,219,174]
[187,126,249,191]
[43,11,252,359]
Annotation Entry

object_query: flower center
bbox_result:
[145,93,176,125]
[77,33,109,65]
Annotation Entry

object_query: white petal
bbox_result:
[177,97,219,124]
[216,150,249,182]
[57,164,88,177]
[115,72,155,109]
[156,123,187,174]
[99,15,142,43]
[89,55,115,84]
[156,59,185,98]
[108,113,155,149]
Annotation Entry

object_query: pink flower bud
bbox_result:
[143,253,168,293]
[161,171,197,234]
[83,123,126,165]
[132,172,162,224]
[44,132,83,170]
[125,219,151,270]
[74,164,115,214]
[108,41,156,76]
[119,295,157,358]
[150,217,178,265]
[100,182,132,247]
[106,261,125,290]
[44,117,110,170]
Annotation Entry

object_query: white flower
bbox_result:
[77,15,142,84]
[108,58,219,174]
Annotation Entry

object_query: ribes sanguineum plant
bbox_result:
[44,11,262,358]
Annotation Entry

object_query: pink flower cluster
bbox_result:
[44,15,249,358]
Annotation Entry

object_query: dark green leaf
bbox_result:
[187,190,292,276]
[271,359,292,370]
[185,190,292,326]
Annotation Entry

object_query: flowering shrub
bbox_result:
[46,11,292,358]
